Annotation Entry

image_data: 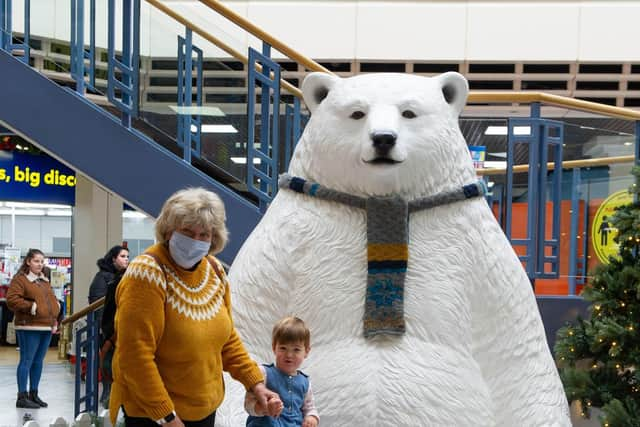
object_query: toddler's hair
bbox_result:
[272,316,310,349]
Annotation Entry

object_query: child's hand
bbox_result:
[252,399,268,416]
[266,396,283,417]
[302,415,319,427]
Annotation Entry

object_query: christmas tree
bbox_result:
[555,166,640,426]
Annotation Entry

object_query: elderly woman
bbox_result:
[110,188,281,427]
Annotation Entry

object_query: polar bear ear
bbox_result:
[437,72,469,114]
[302,72,339,113]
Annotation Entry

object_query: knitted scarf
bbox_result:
[278,173,487,338]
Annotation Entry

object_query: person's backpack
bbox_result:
[100,254,224,344]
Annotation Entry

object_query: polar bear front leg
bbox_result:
[471,222,570,427]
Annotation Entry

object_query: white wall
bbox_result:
[12,1,640,61]
[0,215,70,255]
[0,214,154,257]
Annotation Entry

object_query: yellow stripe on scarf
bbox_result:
[367,243,409,261]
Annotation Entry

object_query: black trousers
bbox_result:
[123,408,216,427]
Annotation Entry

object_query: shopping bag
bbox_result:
[6,320,16,345]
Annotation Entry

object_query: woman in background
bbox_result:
[7,248,60,409]
[89,245,129,407]
[88,245,129,326]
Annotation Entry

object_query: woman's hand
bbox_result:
[252,382,283,418]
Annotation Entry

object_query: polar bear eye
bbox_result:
[402,110,417,119]
[350,111,366,120]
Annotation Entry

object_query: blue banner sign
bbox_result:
[0,151,76,204]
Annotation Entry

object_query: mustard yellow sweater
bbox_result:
[110,243,263,423]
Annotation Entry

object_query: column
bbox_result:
[72,174,123,312]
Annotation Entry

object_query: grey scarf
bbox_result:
[279,174,487,338]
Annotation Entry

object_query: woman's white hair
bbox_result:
[155,187,228,254]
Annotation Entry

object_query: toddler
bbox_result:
[245,317,319,427]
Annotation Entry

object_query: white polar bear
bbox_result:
[216,72,570,427]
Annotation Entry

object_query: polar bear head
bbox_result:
[287,72,477,198]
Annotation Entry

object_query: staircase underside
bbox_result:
[0,50,261,264]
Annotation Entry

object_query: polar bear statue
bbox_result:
[216,72,570,427]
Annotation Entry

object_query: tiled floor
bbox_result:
[0,364,74,427]
[0,346,601,427]
[0,347,75,427]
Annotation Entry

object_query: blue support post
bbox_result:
[568,168,581,295]
[71,0,85,94]
[636,121,640,168]
[178,30,193,164]
[87,0,95,89]
[578,191,587,286]
[283,97,301,172]
[246,46,281,211]
[491,183,503,227]
[505,123,515,242]
[0,0,8,52]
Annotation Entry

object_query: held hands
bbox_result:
[266,396,284,417]
[252,382,283,417]
[165,414,184,427]
[302,415,319,427]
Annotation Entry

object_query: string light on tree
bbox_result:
[554,166,640,425]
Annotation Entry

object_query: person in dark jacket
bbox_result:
[88,245,129,327]
[7,248,61,409]
[89,245,129,408]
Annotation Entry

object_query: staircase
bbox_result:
[0,48,261,264]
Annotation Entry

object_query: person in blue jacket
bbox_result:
[245,317,319,427]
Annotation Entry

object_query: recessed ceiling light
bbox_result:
[190,124,238,134]
[230,157,261,164]
[484,126,531,136]
[169,106,225,116]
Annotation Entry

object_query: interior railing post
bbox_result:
[568,168,582,296]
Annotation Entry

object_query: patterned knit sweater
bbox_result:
[109,243,263,423]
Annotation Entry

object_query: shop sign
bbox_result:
[0,151,75,204]
[591,189,633,264]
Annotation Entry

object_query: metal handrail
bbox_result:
[60,297,104,325]
[477,154,635,176]
[468,92,640,121]
[152,0,640,123]
[198,0,332,75]
[144,0,304,99]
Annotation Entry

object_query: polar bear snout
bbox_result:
[371,131,397,156]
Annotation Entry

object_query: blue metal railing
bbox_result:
[0,0,29,64]
[247,45,281,212]
[505,103,563,282]
[568,168,587,295]
[71,0,97,93]
[283,99,302,172]
[107,0,140,127]
[177,29,204,163]
[74,311,100,416]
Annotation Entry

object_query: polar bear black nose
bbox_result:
[371,132,397,155]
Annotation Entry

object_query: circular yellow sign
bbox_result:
[591,189,633,264]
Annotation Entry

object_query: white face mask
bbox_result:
[168,231,211,269]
